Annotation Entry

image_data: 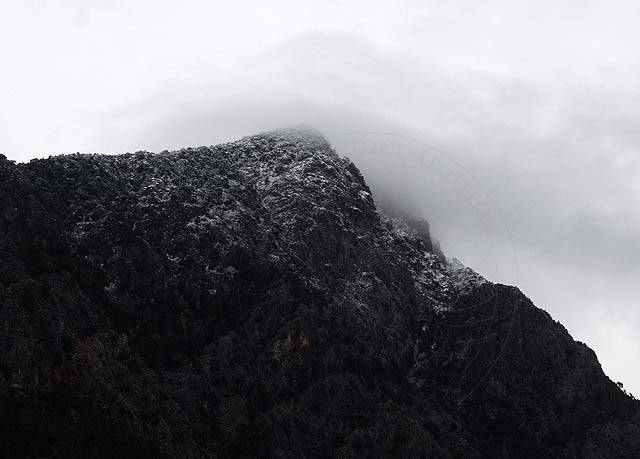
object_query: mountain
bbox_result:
[0,127,638,458]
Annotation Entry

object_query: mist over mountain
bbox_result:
[1,128,638,458]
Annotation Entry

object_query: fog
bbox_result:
[1,0,639,394]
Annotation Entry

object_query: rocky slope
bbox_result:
[0,127,638,458]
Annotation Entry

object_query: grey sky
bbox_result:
[1,0,639,394]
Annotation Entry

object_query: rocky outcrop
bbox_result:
[0,127,638,457]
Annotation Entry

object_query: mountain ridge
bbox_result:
[0,127,638,457]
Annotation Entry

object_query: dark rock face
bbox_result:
[0,128,638,458]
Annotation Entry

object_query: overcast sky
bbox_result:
[1,0,639,394]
